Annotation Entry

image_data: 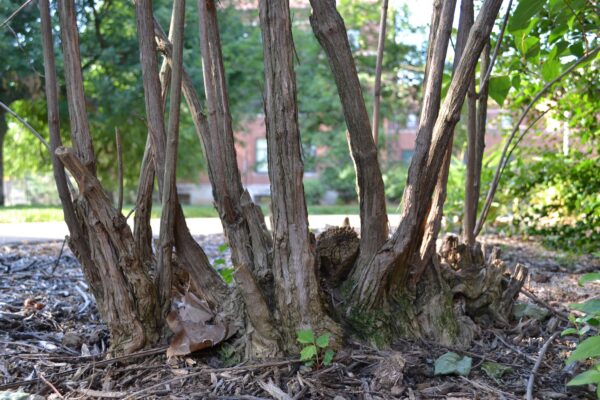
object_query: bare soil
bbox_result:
[1,235,598,399]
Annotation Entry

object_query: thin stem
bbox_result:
[475,45,600,235]
[0,100,51,151]
[372,0,389,145]
[479,0,513,96]
[115,127,124,214]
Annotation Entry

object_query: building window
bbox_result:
[255,139,268,173]
[406,113,418,129]
[401,149,414,165]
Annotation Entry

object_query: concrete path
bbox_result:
[0,214,401,245]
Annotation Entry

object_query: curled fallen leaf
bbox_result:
[23,298,45,312]
[166,291,236,358]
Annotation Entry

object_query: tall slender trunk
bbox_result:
[473,43,490,233]
[156,0,185,319]
[134,6,175,270]
[197,0,278,355]
[57,0,96,174]
[309,0,388,269]
[51,0,160,353]
[372,0,389,146]
[420,0,475,270]
[135,0,229,307]
[349,0,504,310]
[0,111,6,206]
[259,0,340,349]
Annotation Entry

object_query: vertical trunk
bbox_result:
[473,43,490,233]
[259,0,339,349]
[135,0,229,307]
[420,0,475,271]
[57,0,96,174]
[134,137,155,268]
[133,7,175,270]
[463,86,478,245]
[309,0,388,267]
[372,0,389,146]
[157,0,185,318]
[0,111,6,206]
[197,0,278,355]
[349,0,503,310]
[52,0,160,353]
[40,0,97,297]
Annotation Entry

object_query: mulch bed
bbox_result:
[0,235,598,399]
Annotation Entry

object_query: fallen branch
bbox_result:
[526,332,559,400]
[520,287,570,322]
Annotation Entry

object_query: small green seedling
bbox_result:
[563,273,600,398]
[297,329,335,369]
[213,243,234,284]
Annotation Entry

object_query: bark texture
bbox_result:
[309,0,388,267]
[56,147,160,352]
[349,0,503,311]
[136,0,229,307]
[260,0,340,349]
[157,0,185,318]
[198,0,278,356]
[57,0,96,174]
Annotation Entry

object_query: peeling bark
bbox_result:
[57,0,96,174]
[309,0,388,267]
[56,147,160,352]
[349,0,504,311]
[135,0,229,307]
[157,0,185,318]
[260,0,340,349]
[197,0,278,355]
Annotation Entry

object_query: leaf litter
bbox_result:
[0,234,598,398]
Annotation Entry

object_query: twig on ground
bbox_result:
[38,372,65,399]
[122,359,301,400]
[74,283,91,315]
[76,388,128,398]
[526,332,559,400]
[0,346,168,391]
[460,376,519,400]
[520,287,570,322]
[52,237,68,274]
[493,331,541,365]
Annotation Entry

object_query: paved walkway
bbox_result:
[0,214,401,245]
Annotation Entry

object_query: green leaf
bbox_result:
[300,345,317,362]
[434,352,472,376]
[218,243,229,252]
[489,76,512,106]
[542,59,561,81]
[561,328,578,336]
[508,0,547,32]
[579,273,600,286]
[213,258,226,266]
[569,43,584,58]
[323,349,335,366]
[481,362,513,380]
[570,299,600,315]
[316,334,330,348]
[297,329,315,344]
[566,369,600,386]
[566,336,600,364]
